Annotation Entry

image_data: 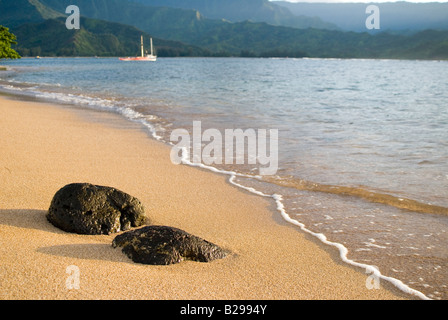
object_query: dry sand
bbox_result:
[0,95,410,300]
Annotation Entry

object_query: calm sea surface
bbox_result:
[1,57,447,299]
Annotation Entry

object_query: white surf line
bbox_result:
[166,141,431,299]
[0,83,166,143]
[227,175,431,301]
[175,147,431,299]
[177,146,262,179]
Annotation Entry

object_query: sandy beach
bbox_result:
[0,94,410,300]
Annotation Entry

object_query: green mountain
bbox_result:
[38,0,224,44]
[1,0,447,59]
[189,21,448,59]
[12,17,210,57]
[0,0,63,28]
[130,0,339,30]
[0,0,210,57]
[36,0,448,59]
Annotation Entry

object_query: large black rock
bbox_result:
[47,183,148,235]
[112,226,228,265]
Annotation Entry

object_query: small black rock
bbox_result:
[112,226,228,265]
[47,183,148,235]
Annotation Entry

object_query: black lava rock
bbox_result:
[112,226,228,265]
[47,183,148,235]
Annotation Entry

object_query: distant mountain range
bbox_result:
[0,0,447,59]
[275,1,448,33]
[131,0,339,30]
[132,0,448,33]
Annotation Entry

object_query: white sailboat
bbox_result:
[119,36,157,61]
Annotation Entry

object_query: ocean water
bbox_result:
[1,57,447,299]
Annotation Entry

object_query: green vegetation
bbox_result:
[154,19,448,59]
[0,0,63,28]
[13,18,210,57]
[0,25,21,59]
[0,0,447,59]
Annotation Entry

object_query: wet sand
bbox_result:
[0,95,409,300]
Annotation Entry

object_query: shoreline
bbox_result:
[0,94,411,300]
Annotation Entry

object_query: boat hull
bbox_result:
[119,56,157,62]
[119,36,157,61]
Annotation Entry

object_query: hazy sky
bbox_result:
[271,0,448,3]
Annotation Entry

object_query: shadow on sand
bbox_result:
[0,209,130,263]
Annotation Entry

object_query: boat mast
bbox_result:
[141,35,144,57]
[150,38,154,56]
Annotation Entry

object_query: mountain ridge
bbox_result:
[1,0,447,59]
[12,16,211,57]
[130,0,339,30]
[0,0,210,57]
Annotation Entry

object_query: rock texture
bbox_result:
[47,183,148,235]
[112,226,228,265]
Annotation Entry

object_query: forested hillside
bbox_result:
[1,0,447,59]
